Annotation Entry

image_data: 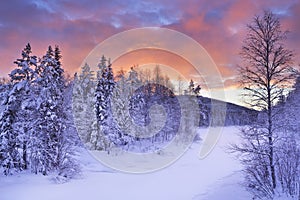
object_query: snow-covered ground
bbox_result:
[0,126,252,200]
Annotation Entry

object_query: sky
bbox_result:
[0,0,300,105]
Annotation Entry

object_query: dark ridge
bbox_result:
[196,96,258,127]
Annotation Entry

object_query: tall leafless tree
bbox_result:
[232,10,296,198]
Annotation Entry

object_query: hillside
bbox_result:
[196,96,259,127]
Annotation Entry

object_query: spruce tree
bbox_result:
[188,79,195,95]
[11,43,37,170]
[31,45,68,175]
[94,56,115,150]
[0,85,22,175]
[0,43,37,174]
[95,57,115,125]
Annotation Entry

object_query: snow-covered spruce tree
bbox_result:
[73,63,96,145]
[52,46,79,180]
[111,72,133,146]
[97,55,110,80]
[31,45,57,175]
[232,11,296,198]
[0,83,23,175]
[0,43,37,175]
[0,78,9,107]
[94,56,115,150]
[31,46,78,178]
[11,43,37,170]
[95,57,114,125]
[72,73,84,138]
[63,75,81,146]
[79,63,95,98]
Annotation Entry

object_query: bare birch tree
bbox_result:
[232,10,296,198]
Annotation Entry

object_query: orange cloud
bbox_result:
[112,48,198,80]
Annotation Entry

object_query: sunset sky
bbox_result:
[0,0,299,105]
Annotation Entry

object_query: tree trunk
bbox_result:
[22,141,27,170]
[268,87,276,190]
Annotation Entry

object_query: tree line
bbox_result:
[73,57,202,153]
